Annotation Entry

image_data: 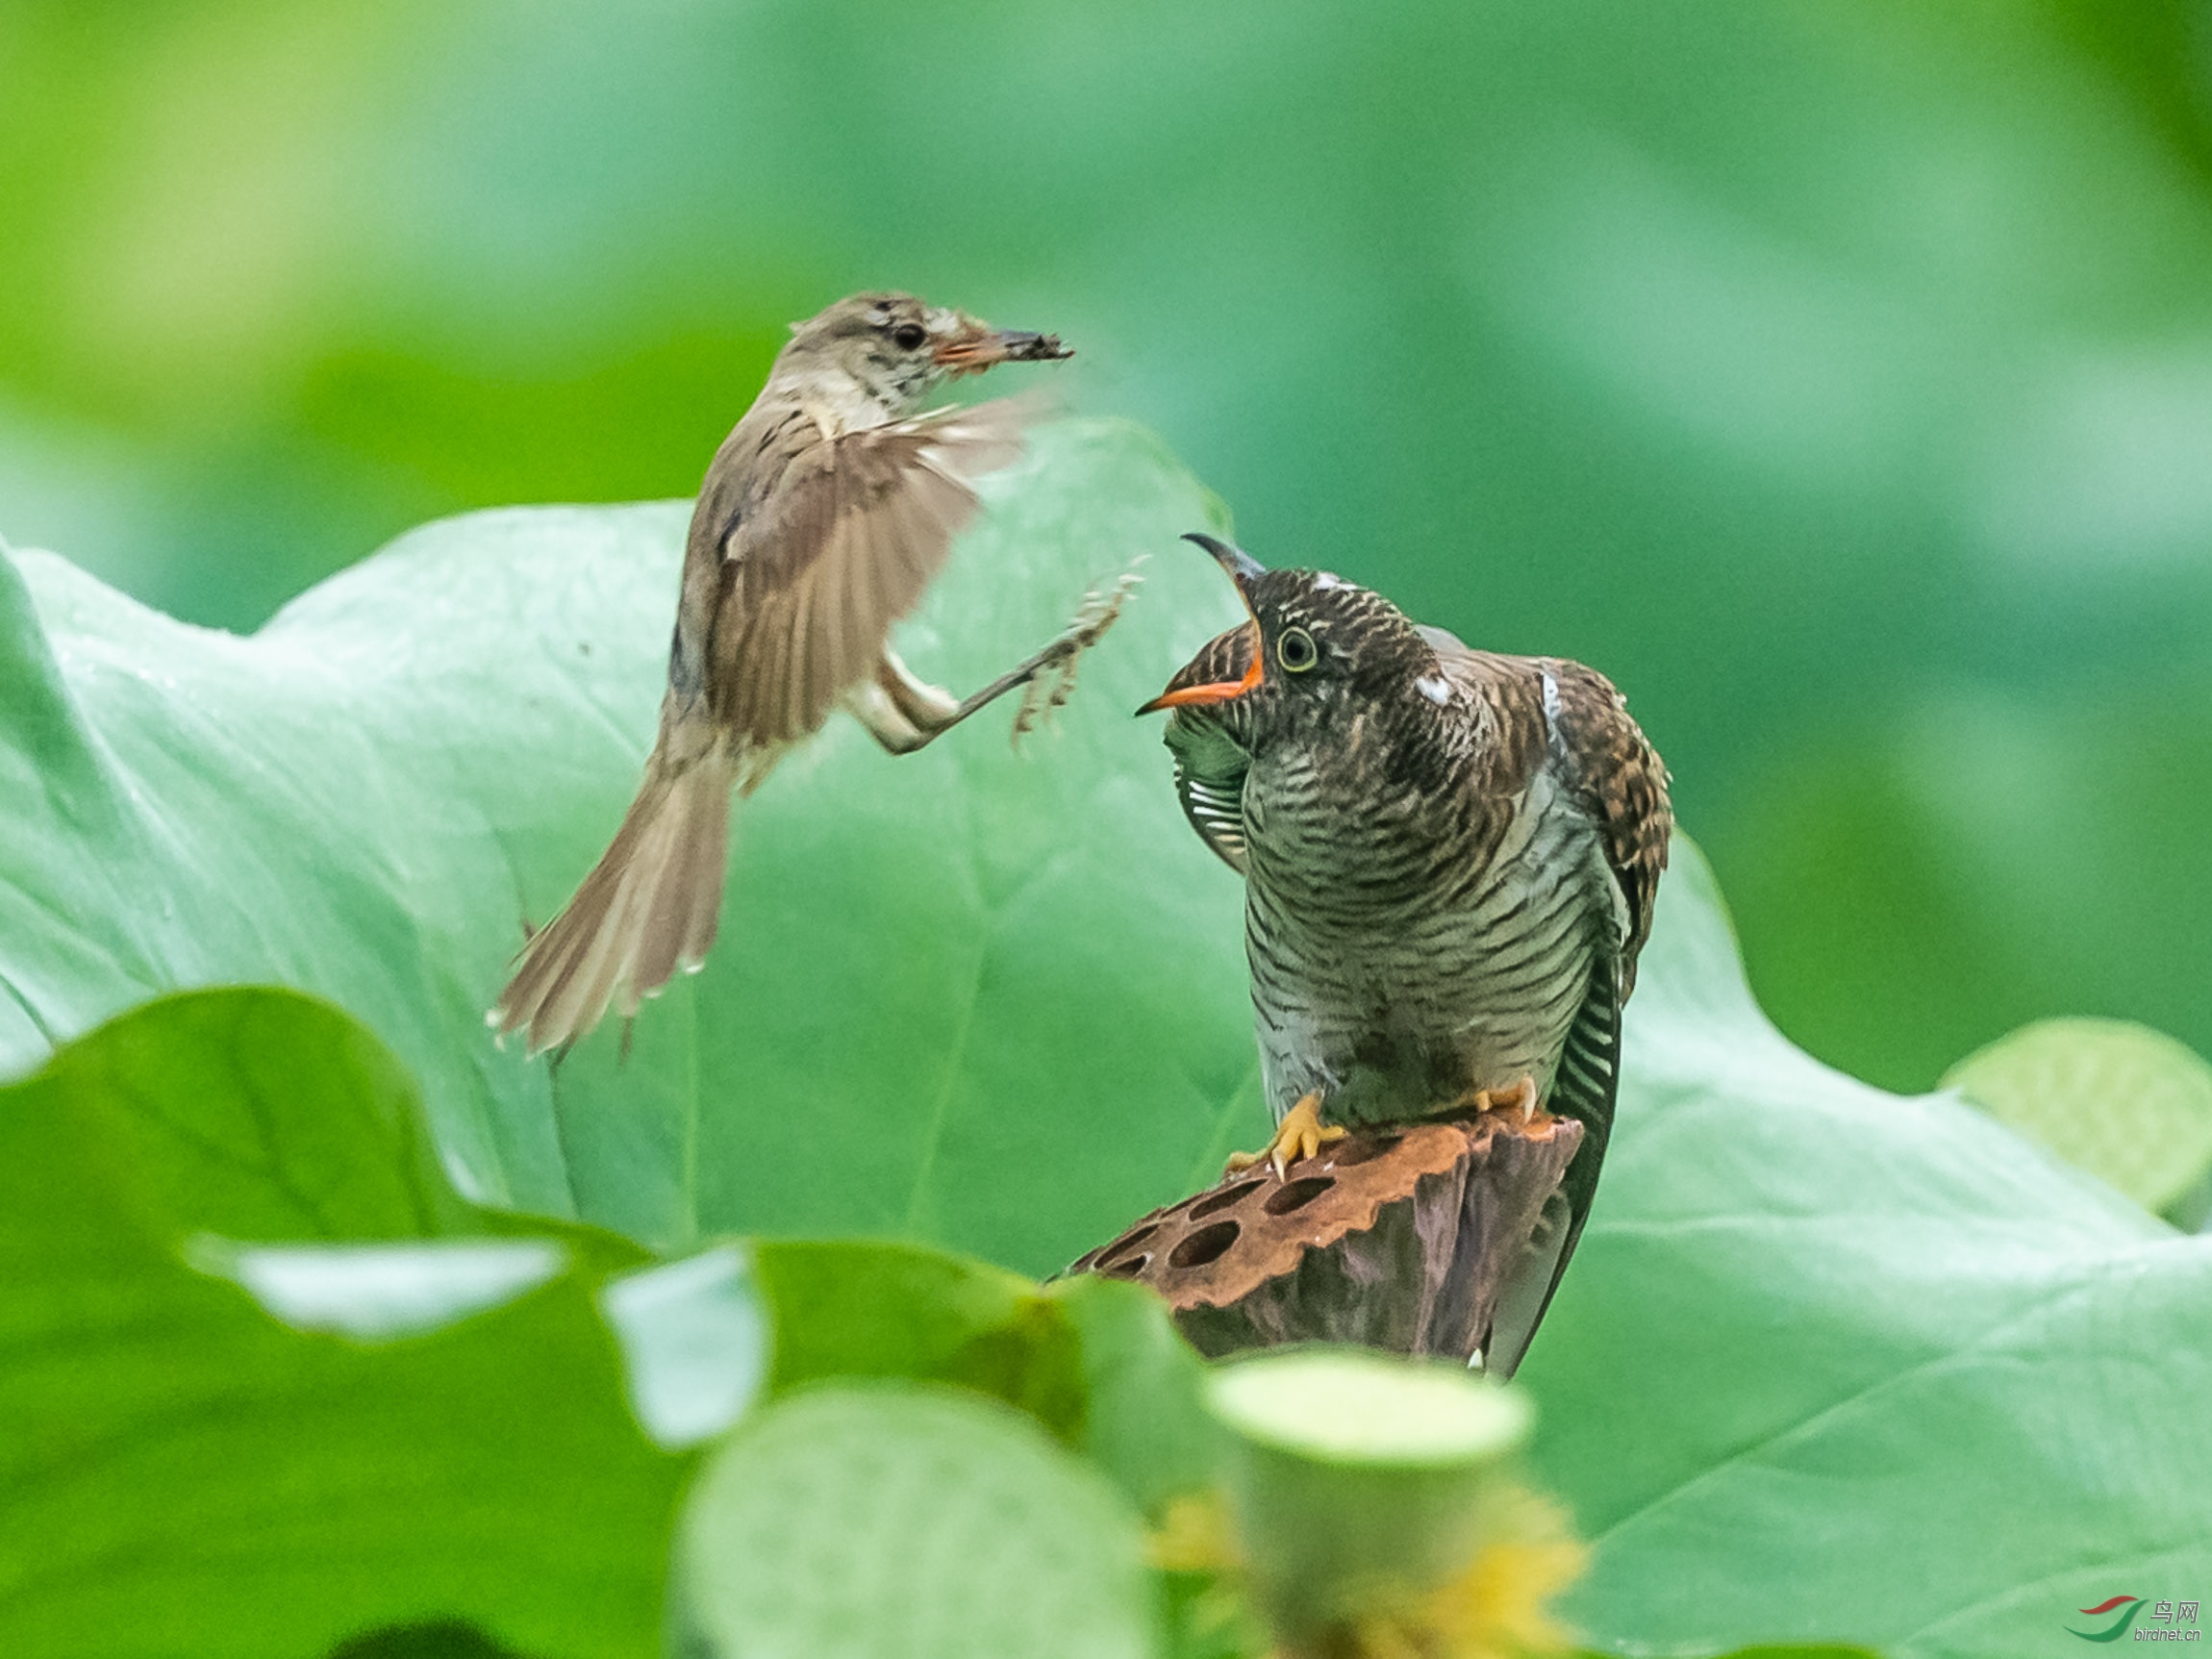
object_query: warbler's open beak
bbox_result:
[933,327,1073,373]
[1137,533,1270,715]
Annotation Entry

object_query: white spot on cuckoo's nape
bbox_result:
[1416,674,1452,706]
[1313,571,1345,590]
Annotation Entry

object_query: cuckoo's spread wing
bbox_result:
[697,397,1032,749]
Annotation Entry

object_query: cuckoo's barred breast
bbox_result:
[1241,691,1624,1125]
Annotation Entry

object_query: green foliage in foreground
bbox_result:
[2,984,1888,1659]
[0,986,1222,1657]
[0,993,675,1659]
[3,422,2208,1654]
[675,1385,1156,1659]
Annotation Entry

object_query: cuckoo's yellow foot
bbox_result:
[1226,1091,1347,1180]
[1460,1074,1541,1124]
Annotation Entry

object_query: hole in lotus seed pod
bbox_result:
[1097,1224,1159,1268]
[1326,1134,1403,1168]
[1264,1176,1336,1215]
[1190,1181,1265,1219]
[1168,1220,1241,1269]
[1099,1253,1150,1280]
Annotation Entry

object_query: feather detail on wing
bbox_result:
[1407,630,1664,1377]
[707,396,1036,750]
[1541,661,1672,995]
[1420,635,1670,993]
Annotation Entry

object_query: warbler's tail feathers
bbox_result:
[491,744,742,1056]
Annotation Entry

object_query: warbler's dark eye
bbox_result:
[1277,627,1319,672]
[892,323,928,351]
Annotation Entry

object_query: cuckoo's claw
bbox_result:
[1226,1091,1348,1180]
[1459,1074,1541,1124]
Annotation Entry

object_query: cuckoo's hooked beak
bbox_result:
[1137,534,1269,714]
[933,326,1073,374]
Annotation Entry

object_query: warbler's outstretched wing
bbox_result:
[680,396,1033,747]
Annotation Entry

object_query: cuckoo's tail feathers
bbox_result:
[490,742,742,1056]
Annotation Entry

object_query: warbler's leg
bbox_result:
[877,648,962,732]
[868,573,1142,749]
[853,643,1056,752]
[842,673,932,756]
[860,646,1038,752]
[849,650,1040,755]
[1226,1092,1348,1181]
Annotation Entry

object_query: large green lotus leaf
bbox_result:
[0,417,1257,1264]
[9,981,763,1450]
[16,0,2212,1120]
[11,411,2208,1658]
[0,992,685,1659]
[24,982,653,1283]
[1528,846,2212,1658]
[48,986,473,1243]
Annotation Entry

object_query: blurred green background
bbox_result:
[5,0,2210,1094]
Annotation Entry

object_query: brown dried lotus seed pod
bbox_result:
[1067,1114,1582,1363]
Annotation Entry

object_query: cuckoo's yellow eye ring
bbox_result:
[1277,627,1319,672]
